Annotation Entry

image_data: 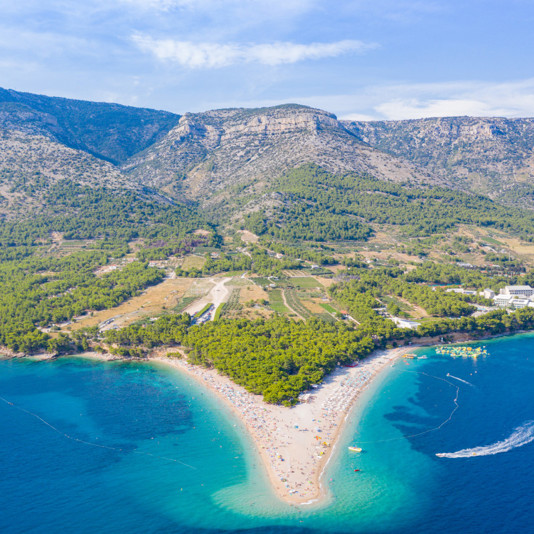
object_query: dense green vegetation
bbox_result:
[104,315,375,405]
[245,165,534,241]
[3,147,534,408]
[0,181,210,246]
[5,94,534,411]
[258,240,337,266]
[329,266,485,320]
[100,302,534,404]
[245,207,372,242]
[176,247,302,277]
[404,262,498,287]
[0,247,164,353]
[178,252,251,276]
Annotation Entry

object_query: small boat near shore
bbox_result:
[348,446,362,452]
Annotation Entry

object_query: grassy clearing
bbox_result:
[181,255,206,270]
[71,277,194,331]
[319,302,337,314]
[251,277,272,287]
[387,295,429,319]
[239,283,269,304]
[286,277,322,289]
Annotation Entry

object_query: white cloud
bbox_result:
[371,80,534,120]
[132,35,374,68]
[304,79,534,121]
[206,79,534,120]
[120,0,314,13]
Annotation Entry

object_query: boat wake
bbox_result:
[436,421,534,458]
[446,373,473,386]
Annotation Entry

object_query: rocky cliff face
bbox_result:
[123,104,433,209]
[344,116,534,206]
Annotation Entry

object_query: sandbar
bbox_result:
[152,346,406,505]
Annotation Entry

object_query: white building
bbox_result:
[493,289,534,309]
[511,299,531,309]
[494,294,513,308]
[501,285,534,298]
[392,317,420,329]
[482,288,495,299]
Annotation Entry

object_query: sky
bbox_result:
[1,0,533,120]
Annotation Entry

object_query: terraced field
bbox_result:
[268,289,291,314]
[284,289,313,319]
[219,288,241,318]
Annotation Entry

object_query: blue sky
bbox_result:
[1,0,533,119]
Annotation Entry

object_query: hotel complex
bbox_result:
[492,285,534,309]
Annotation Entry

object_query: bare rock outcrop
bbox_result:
[123,104,433,211]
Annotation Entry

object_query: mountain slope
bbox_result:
[0,128,131,218]
[344,116,534,207]
[2,87,534,222]
[122,104,436,211]
[0,87,181,164]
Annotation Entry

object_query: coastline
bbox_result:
[150,346,407,505]
[54,346,405,505]
[5,329,534,506]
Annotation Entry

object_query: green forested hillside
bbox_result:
[4,91,534,406]
[245,165,534,241]
[0,181,210,245]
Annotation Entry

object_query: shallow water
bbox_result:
[1,333,534,533]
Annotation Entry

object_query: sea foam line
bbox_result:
[436,421,534,458]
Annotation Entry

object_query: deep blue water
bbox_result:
[1,334,534,533]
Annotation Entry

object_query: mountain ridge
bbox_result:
[0,87,181,164]
[2,86,534,220]
[344,115,534,207]
[121,103,435,213]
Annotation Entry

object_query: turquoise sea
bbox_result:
[2,333,534,533]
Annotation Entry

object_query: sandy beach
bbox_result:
[152,346,407,505]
